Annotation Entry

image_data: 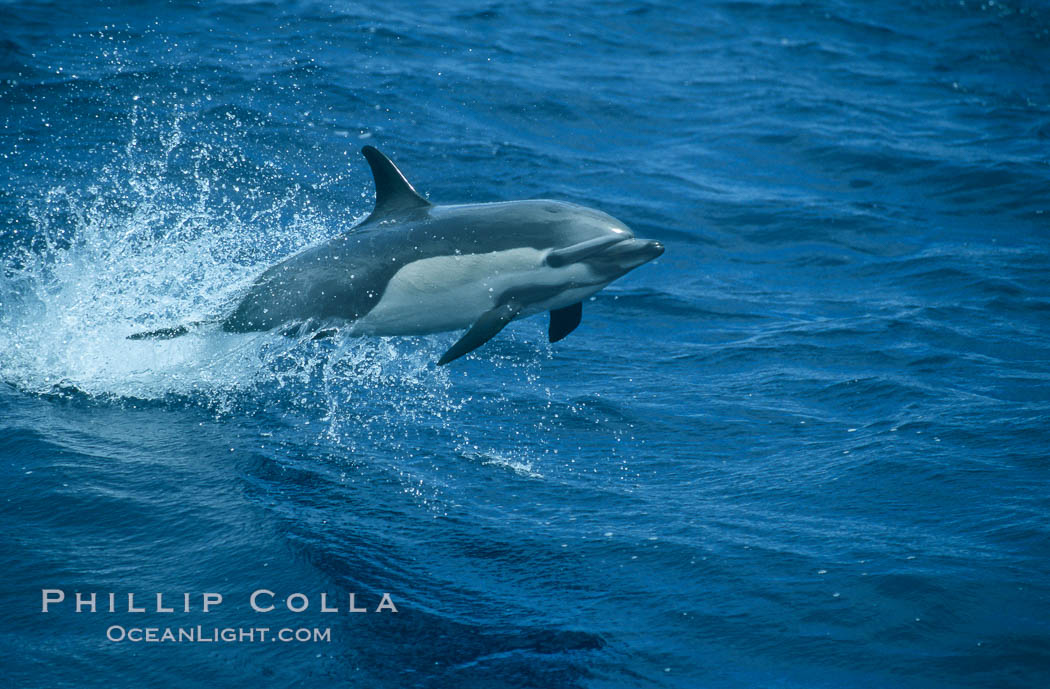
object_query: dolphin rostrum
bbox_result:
[130,146,664,365]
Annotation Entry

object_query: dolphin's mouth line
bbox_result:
[545,234,632,267]
[590,237,665,264]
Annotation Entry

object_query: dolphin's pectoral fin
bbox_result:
[548,302,582,343]
[438,301,523,366]
[546,235,628,267]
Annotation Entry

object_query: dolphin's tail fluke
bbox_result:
[127,321,209,340]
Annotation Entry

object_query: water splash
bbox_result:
[0,99,369,405]
[0,98,554,485]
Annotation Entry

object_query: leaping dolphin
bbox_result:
[130,146,664,365]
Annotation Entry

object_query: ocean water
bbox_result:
[1,0,1049,687]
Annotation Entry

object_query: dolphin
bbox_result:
[130,146,664,365]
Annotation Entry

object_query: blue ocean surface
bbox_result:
[1,1,1049,687]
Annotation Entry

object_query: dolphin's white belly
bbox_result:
[349,248,602,336]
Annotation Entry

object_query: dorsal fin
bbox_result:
[361,146,430,222]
